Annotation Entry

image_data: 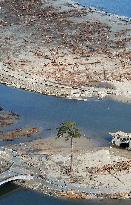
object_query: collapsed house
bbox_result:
[109,131,131,150]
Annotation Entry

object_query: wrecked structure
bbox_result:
[110,131,131,150]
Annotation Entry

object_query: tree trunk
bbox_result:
[70,136,73,172]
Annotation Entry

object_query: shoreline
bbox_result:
[1,136,131,200]
[15,180,131,200]
[1,77,131,104]
[73,1,131,21]
[0,0,131,200]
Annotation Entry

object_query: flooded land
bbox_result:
[0,0,131,204]
[0,85,130,201]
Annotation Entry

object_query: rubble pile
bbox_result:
[88,160,131,175]
[0,0,130,99]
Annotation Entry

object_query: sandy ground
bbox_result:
[0,0,131,102]
[2,136,130,199]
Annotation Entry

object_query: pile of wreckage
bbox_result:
[110,131,131,150]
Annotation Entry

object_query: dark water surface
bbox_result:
[0,186,131,205]
[76,0,131,18]
[1,84,131,146]
[0,84,131,204]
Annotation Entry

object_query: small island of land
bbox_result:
[1,136,131,200]
[0,108,130,199]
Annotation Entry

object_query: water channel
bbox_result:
[0,83,131,204]
[1,84,131,147]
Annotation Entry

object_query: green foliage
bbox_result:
[56,121,81,141]
[56,121,81,173]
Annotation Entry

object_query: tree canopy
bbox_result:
[56,121,81,141]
